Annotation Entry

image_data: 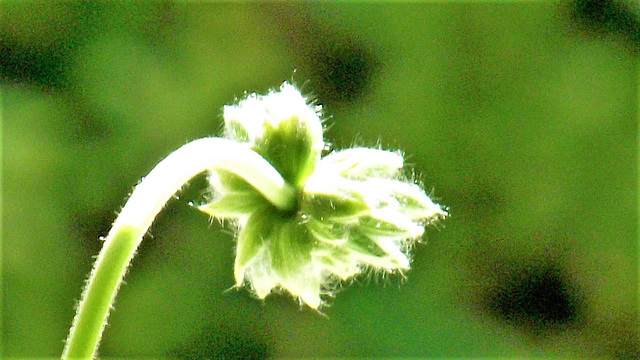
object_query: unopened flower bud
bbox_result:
[199,82,447,309]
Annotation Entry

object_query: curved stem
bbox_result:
[62,138,296,359]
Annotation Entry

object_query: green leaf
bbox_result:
[268,216,313,280]
[198,191,270,219]
[254,115,320,188]
[300,190,369,221]
[214,169,260,192]
[347,230,409,269]
[305,219,348,243]
[357,213,420,239]
[234,210,276,285]
[346,230,389,259]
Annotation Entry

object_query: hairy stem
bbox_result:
[62,138,295,359]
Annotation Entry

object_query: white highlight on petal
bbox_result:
[317,147,404,178]
[223,82,324,154]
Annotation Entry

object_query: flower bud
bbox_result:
[200,82,447,309]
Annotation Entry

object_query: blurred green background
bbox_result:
[2,1,638,359]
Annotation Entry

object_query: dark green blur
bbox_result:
[2,2,637,359]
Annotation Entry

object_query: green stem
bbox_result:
[62,138,296,359]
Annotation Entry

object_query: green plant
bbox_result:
[62,82,447,359]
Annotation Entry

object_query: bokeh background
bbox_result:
[2,1,638,359]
